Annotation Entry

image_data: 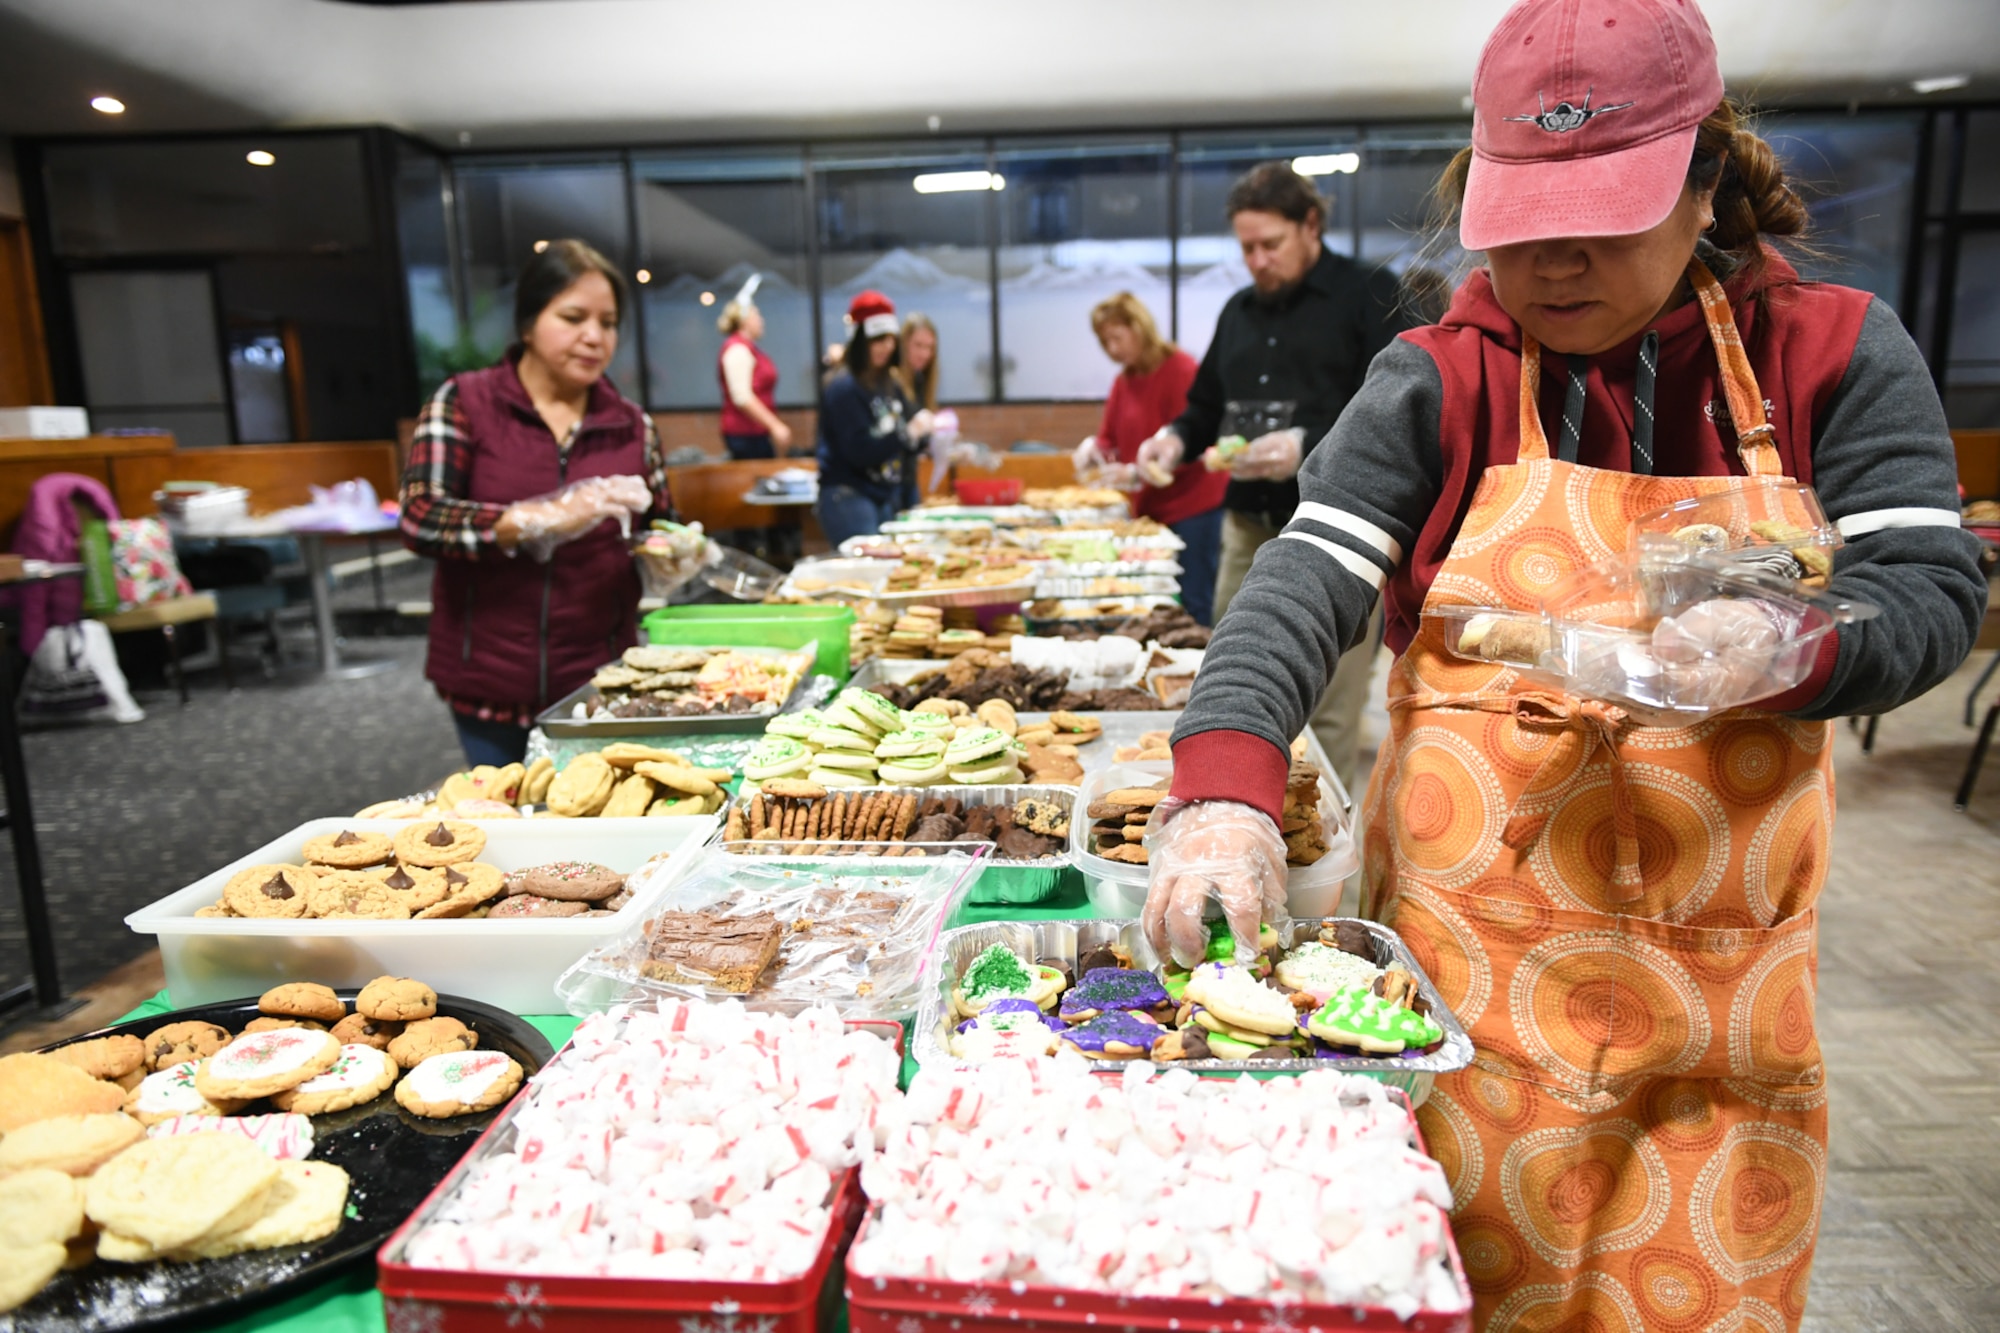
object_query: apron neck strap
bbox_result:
[1515,256,1778,477]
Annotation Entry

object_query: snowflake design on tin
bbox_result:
[384,1297,448,1333]
[962,1291,998,1318]
[497,1280,546,1328]
[897,1318,929,1333]
[680,1301,779,1333]
[1258,1304,1305,1333]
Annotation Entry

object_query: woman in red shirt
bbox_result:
[1076,292,1226,623]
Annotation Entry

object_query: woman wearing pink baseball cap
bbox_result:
[1149,0,1982,1326]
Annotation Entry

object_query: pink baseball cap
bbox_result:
[1459,0,1725,251]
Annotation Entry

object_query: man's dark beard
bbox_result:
[1249,274,1305,306]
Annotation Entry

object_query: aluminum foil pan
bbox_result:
[913,917,1472,1105]
[721,784,1075,868]
[871,578,1038,609]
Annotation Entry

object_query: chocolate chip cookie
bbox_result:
[306,871,413,920]
[143,1021,231,1071]
[356,976,436,1022]
[222,864,317,919]
[386,1017,478,1070]
[258,982,346,1023]
[413,863,506,919]
[329,1013,403,1050]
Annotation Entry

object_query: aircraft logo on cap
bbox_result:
[1505,88,1635,133]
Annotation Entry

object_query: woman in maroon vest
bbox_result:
[400,240,673,766]
[717,282,790,460]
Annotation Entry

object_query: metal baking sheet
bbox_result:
[914,918,1472,1101]
[721,784,1075,864]
[536,644,818,737]
[18,992,553,1333]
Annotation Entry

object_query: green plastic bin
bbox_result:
[643,604,856,682]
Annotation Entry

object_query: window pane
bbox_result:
[455,159,641,401]
[815,142,993,403]
[43,136,371,258]
[1765,113,1921,311]
[633,150,813,410]
[1945,229,2000,428]
[1357,123,1469,321]
[1175,130,1357,360]
[994,139,1170,401]
[1961,111,2000,214]
[394,143,464,399]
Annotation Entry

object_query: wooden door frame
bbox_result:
[0,216,56,407]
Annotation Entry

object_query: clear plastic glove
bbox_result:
[910,409,936,441]
[1098,462,1143,493]
[1229,427,1307,482]
[1135,429,1185,483]
[1651,597,1800,711]
[634,520,714,598]
[1072,435,1104,479]
[1141,798,1290,969]
[502,474,652,562]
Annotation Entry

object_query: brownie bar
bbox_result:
[639,910,782,992]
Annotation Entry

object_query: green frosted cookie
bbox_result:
[1305,985,1444,1054]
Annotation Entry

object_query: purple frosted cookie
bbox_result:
[1060,968,1174,1022]
[1057,1009,1162,1060]
[956,997,1059,1035]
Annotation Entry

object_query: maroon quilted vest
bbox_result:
[423,358,648,712]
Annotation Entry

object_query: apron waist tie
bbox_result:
[1389,686,1645,902]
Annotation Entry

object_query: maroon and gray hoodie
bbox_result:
[1171,250,1987,822]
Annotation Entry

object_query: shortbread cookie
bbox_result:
[356,976,436,1022]
[393,1050,523,1119]
[271,1045,397,1115]
[0,1168,84,1248]
[520,755,556,805]
[0,1053,128,1133]
[169,1159,351,1260]
[546,755,616,817]
[387,1017,477,1069]
[413,863,507,919]
[0,1113,144,1177]
[329,1013,403,1050]
[0,1240,66,1313]
[47,1033,146,1082]
[194,1028,342,1102]
[122,1061,243,1127]
[141,1021,231,1072]
[300,829,393,868]
[391,820,486,868]
[258,982,346,1023]
[84,1132,281,1252]
[305,871,413,920]
[222,864,317,919]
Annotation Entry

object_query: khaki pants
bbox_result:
[1213,509,1382,794]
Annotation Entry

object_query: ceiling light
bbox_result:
[1912,74,1970,94]
[533,239,549,253]
[699,291,715,306]
[1293,152,1360,176]
[90,96,125,115]
[913,170,1004,194]
[246,150,275,167]
[636,269,652,284]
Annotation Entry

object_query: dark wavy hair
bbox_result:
[513,239,627,340]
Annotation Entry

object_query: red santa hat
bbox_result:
[846,290,899,340]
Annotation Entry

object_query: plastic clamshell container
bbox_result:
[125,816,717,1013]
[1628,479,1842,572]
[1427,603,1553,669]
[915,917,1472,1101]
[843,1084,1473,1333]
[643,603,856,682]
[377,1016,903,1333]
[1071,762,1357,919]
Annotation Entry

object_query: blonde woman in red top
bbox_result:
[1074,292,1226,623]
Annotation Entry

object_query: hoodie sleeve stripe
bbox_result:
[1833,506,1964,538]
[1290,501,1405,563]
[1278,531,1387,591]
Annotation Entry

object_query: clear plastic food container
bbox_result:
[1628,480,1842,584]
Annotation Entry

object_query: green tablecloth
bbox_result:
[118,883,1103,1332]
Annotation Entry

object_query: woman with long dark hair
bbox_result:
[815,290,929,548]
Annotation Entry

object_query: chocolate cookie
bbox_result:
[391,820,486,868]
[487,895,590,919]
[144,1021,231,1071]
[258,982,345,1024]
[221,864,316,920]
[386,1017,478,1070]
[356,976,436,1022]
[300,829,393,869]
[514,861,624,902]
[329,1013,403,1050]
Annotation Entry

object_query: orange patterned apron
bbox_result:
[1367,263,1829,1332]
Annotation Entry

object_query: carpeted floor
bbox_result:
[0,626,463,1001]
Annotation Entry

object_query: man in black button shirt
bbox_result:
[1137,163,1406,790]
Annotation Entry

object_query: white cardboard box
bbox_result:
[0,407,90,439]
[126,816,717,1013]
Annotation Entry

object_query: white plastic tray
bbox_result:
[125,816,718,1013]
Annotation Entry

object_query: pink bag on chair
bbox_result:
[108,517,193,611]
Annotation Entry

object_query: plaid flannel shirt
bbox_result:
[399,378,673,560]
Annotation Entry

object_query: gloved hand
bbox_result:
[1072,435,1104,478]
[502,474,653,562]
[1650,597,1800,711]
[910,409,936,441]
[1141,799,1290,969]
[1135,429,1185,482]
[1098,462,1143,493]
[1228,427,1307,482]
